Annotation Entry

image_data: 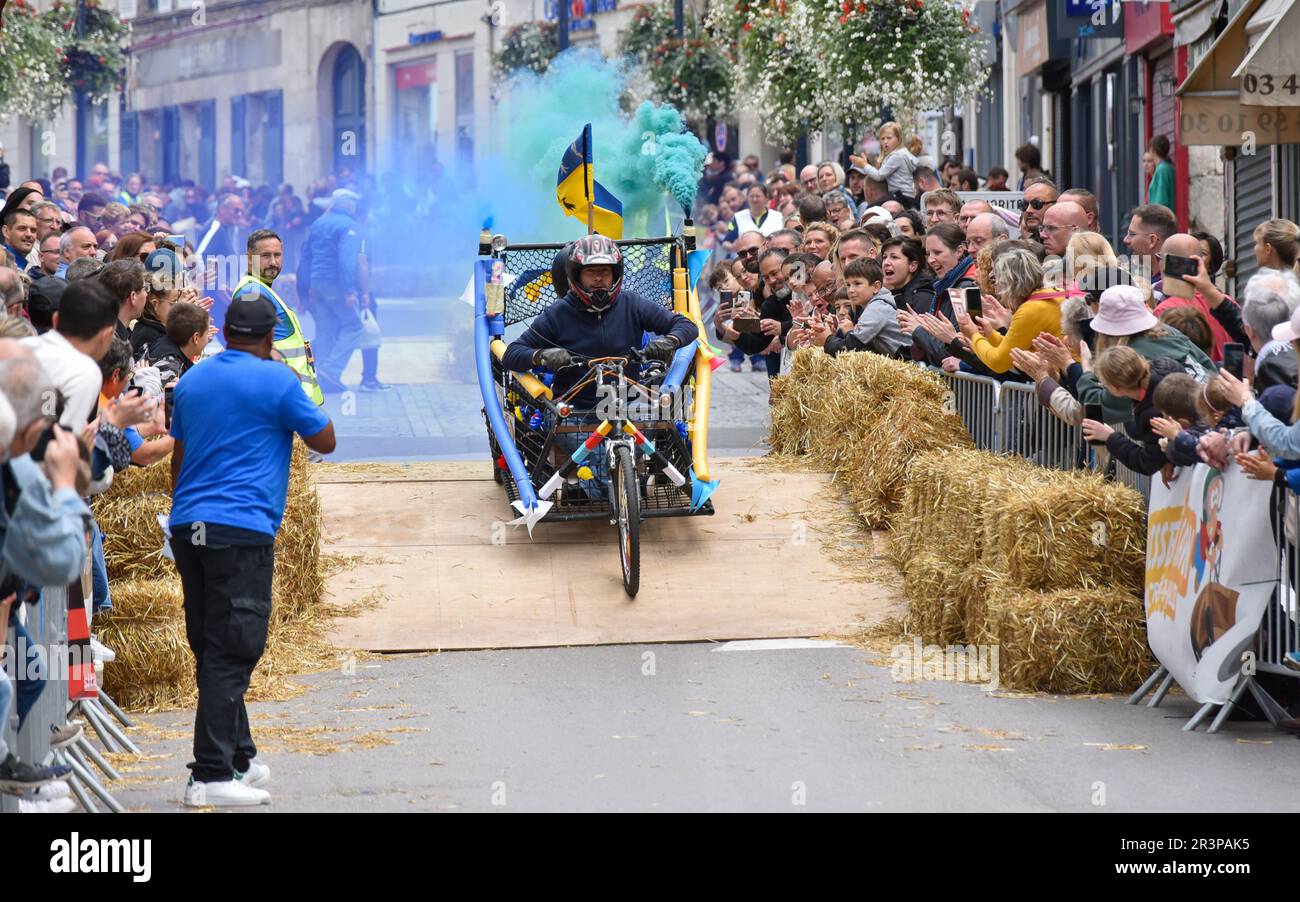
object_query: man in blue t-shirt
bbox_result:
[169,292,335,808]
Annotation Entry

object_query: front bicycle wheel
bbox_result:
[613,444,641,598]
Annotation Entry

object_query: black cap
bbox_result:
[225,294,277,337]
[28,275,66,308]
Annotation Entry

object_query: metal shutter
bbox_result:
[1233,147,1275,291]
[975,63,1003,175]
[1279,145,1300,224]
[162,105,181,185]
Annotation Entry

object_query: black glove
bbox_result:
[534,347,572,370]
[644,337,678,363]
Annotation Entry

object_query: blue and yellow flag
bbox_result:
[556,123,623,239]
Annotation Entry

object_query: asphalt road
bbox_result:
[109,642,1300,813]
[96,295,1300,814]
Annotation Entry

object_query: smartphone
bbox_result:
[718,290,734,313]
[1078,316,1096,346]
[30,424,58,462]
[127,385,145,397]
[1084,403,1106,445]
[963,287,983,318]
[1162,254,1199,280]
[1222,342,1245,380]
[733,317,763,333]
[735,290,753,310]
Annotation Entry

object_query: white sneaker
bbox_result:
[34,780,71,801]
[19,795,77,813]
[183,776,270,808]
[89,637,116,663]
[234,758,270,788]
[50,722,84,750]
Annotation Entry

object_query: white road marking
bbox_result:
[712,638,850,652]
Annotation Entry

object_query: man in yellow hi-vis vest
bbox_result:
[231,229,324,405]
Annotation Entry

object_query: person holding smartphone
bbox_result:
[1080,346,1188,475]
[1152,233,1236,361]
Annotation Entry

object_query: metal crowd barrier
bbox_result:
[933,369,1085,470]
[933,368,1299,730]
[997,381,1086,470]
[1261,487,1300,683]
[1150,488,1300,733]
[2,582,132,813]
[2,586,66,814]
[937,369,999,451]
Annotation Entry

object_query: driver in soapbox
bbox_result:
[502,234,697,408]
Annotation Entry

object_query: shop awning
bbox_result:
[1234,0,1300,105]
[1173,0,1226,46]
[1177,0,1300,144]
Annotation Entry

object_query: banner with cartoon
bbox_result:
[1145,463,1279,704]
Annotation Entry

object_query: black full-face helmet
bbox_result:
[565,234,624,314]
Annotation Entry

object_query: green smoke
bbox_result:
[495,49,706,239]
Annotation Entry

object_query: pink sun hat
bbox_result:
[1091,284,1158,336]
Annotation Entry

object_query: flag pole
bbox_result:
[584,125,594,236]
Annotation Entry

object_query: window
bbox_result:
[393,59,438,175]
[455,51,474,167]
[76,95,110,180]
[231,91,284,186]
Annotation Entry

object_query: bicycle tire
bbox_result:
[613,444,641,598]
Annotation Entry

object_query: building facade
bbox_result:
[1177,0,1300,291]
[124,0,373,191]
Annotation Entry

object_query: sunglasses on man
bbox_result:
[1017,198,1054,212]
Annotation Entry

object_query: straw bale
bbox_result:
[769,347,838,455]
[892,450,1045,569]
[97,570,348,713]
[96,437,336,711]
[275,480,323,617]
[983,586,1153,693]
[838,395,972,529]
[902,553,990,646]
[767,352,971,527]
[95,579,193,711]
[102,459,173,498]
[92,492,174,582]
[983,469,1146,593]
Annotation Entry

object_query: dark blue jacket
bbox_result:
[503,289,697,404]
[298,210,361,299]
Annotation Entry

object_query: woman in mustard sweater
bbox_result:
[955,246,1064,373]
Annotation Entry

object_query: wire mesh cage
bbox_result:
[496,238,678,327]
[486,354,700,520]
[484,234,709,521]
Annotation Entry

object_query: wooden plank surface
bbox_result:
[323,459,898,651]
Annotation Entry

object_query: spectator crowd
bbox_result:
[695,128,1300,656]
[0,158,351,811]
[6,117,1300,809]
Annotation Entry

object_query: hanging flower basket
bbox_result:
[618,0,734,125]
[708,0,987,144]
[494,20,561,78]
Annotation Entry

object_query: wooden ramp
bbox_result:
[318,460,898,652]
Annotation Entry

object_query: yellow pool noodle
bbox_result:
[491,339,553,400]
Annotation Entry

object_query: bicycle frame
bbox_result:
[536,357,689,504]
